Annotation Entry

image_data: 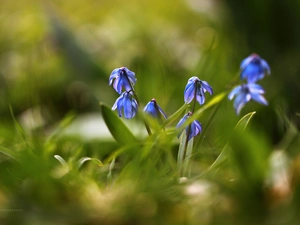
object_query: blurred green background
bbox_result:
[1,0,300,224]
[1,0,299,141]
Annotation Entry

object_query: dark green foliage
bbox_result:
[1,1,300,225]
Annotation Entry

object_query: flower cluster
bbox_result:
[109,67,138,119]
[109,68,213,141]
[109,67,166,122]
[177,76,213,141]
[229,54,270,115]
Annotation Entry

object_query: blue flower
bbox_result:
[144,98,167,119]
[176,112,202,141]
[184,76,213,105]
[112,91,138,119]
[240,53,271,83]
[228,83,268,115]
[109,67,137,94]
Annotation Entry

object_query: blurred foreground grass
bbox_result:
[1,0,300,224]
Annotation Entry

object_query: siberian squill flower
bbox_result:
[184,76,213,105]
[109,67,137,94]
[112,91,138,119]
[176,112,202,141]
[240,53,271,83]
[228,83,268,115]
[144,99,167,119]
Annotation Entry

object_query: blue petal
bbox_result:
[240,54,270,83]
[157,105,167,118]
[117,101,124,117]
[196,88,205,105]
[228,86,242,100]
[247,83,265,94]
[201,81,213,95]
[184,82,194,93]
[250,93,268,106]
[176,114,188,129]
[109,67,137,94]
[187,120,202,141]
[114,76,123,94]
[184,83,196,104]
[240,54,256,70]
[124,93,134,119]
[122,76,132,92]
[193,120,202,134]
[234,92,251,115]
[176,114,189,138]
[132,99,138,116]
[111,76,119,92]
[109,68,121,85]
[112,95,121,111]
[124,67,137,85]
[130,101,138,118]
[144,102,157,117]
[144,100,167,119]
[261,59,271,75]
[187,76,199,84]
[240,62,264,82]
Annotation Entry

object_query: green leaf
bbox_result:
[77,157,103,169]
[9,105,27,144]
[0,145,17,160]
[192,92,226,120]
[235,111,256,132]
[54,154,68,167]
[100,103,138,145]
[163,103,188,126]
[197,111,257,178]
[177,132,194,177]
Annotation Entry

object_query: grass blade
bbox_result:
[77,157,103,169]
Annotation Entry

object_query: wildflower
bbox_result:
[176,112,202,141]
[184,76,213,105]
[228,83,268,115]
[109,67,137,94]
[112,91,138,119]
[144,98,167,119]
[240,53,271,83]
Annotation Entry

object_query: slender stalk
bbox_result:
[144,120,152,135]
[190,81,199,113]
[180,124,191,176]
[123,72,139,104]
[180,81,199,176]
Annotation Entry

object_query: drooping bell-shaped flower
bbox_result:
[109,67,137,94]
[143,99,167,119]
[112,91,138,119]
[184,76,213,105]
[228,83,268,115]
[176,112,202,141]
[240,53,271,83]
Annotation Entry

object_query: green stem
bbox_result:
[144,121,152,135]
[180,81,199,177]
